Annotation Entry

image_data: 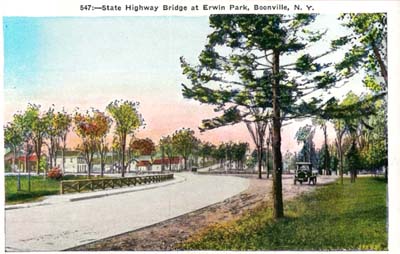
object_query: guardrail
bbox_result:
[60,173,174,194]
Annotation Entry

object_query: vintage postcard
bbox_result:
[2,0,399,252]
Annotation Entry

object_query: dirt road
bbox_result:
[72,174,337,251]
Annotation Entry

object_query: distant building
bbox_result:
[4,152,39,172]
[152,157,184,171]
[136,160,152,171]
[55,151,87,173]
[130,156,184,172]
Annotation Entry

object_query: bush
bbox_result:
[47,167,63,180]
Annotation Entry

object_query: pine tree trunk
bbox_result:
[323,125,329,175]
[372,45,388,86]
[271,50,284,219]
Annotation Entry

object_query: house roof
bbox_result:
[5,153,41,162]
[137,160,151,167]
[152,157,181,165]
[16,154,38,162]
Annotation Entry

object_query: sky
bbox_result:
[3,15,367,152]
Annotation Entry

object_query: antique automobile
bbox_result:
[294,162,317,185]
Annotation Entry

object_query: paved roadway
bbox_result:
[5,173,249,251]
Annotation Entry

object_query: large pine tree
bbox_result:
[181,14,347,218]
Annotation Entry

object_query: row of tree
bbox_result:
[4,100,144,178]
[293,91,386,181]
[4,101,250,179]
[160,131,249,171]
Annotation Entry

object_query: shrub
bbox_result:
[47,167,63,180]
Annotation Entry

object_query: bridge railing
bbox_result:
[60,173,174,194]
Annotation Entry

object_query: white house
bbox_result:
[55,151,88,173]
[129,155,152,171]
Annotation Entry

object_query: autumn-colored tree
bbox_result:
[106,100,144,177]
[130,138,156,157]
[74,110,104,178]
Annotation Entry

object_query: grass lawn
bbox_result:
[5,175,90,204]
[180,177,387,251]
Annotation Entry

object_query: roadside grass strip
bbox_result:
[6,175,94,204]
[180,177,387,251]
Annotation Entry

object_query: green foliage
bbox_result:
[5,175,87,204]
[336,13,387,90]
[4,122,23,151]
[330,155,339,173]
[198,142,216,166]
[12,104,50,173]
[106,100,143,138]
[39,156,47,172]
[212,143,227,162]
[180,178,387,250]
[181,14,344,217]
[295,124,316,163]
[106,100,144,175]
[159,135,176,159]
[171,128,199,169]
[181,14,341,130]
[318,144,330,171]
